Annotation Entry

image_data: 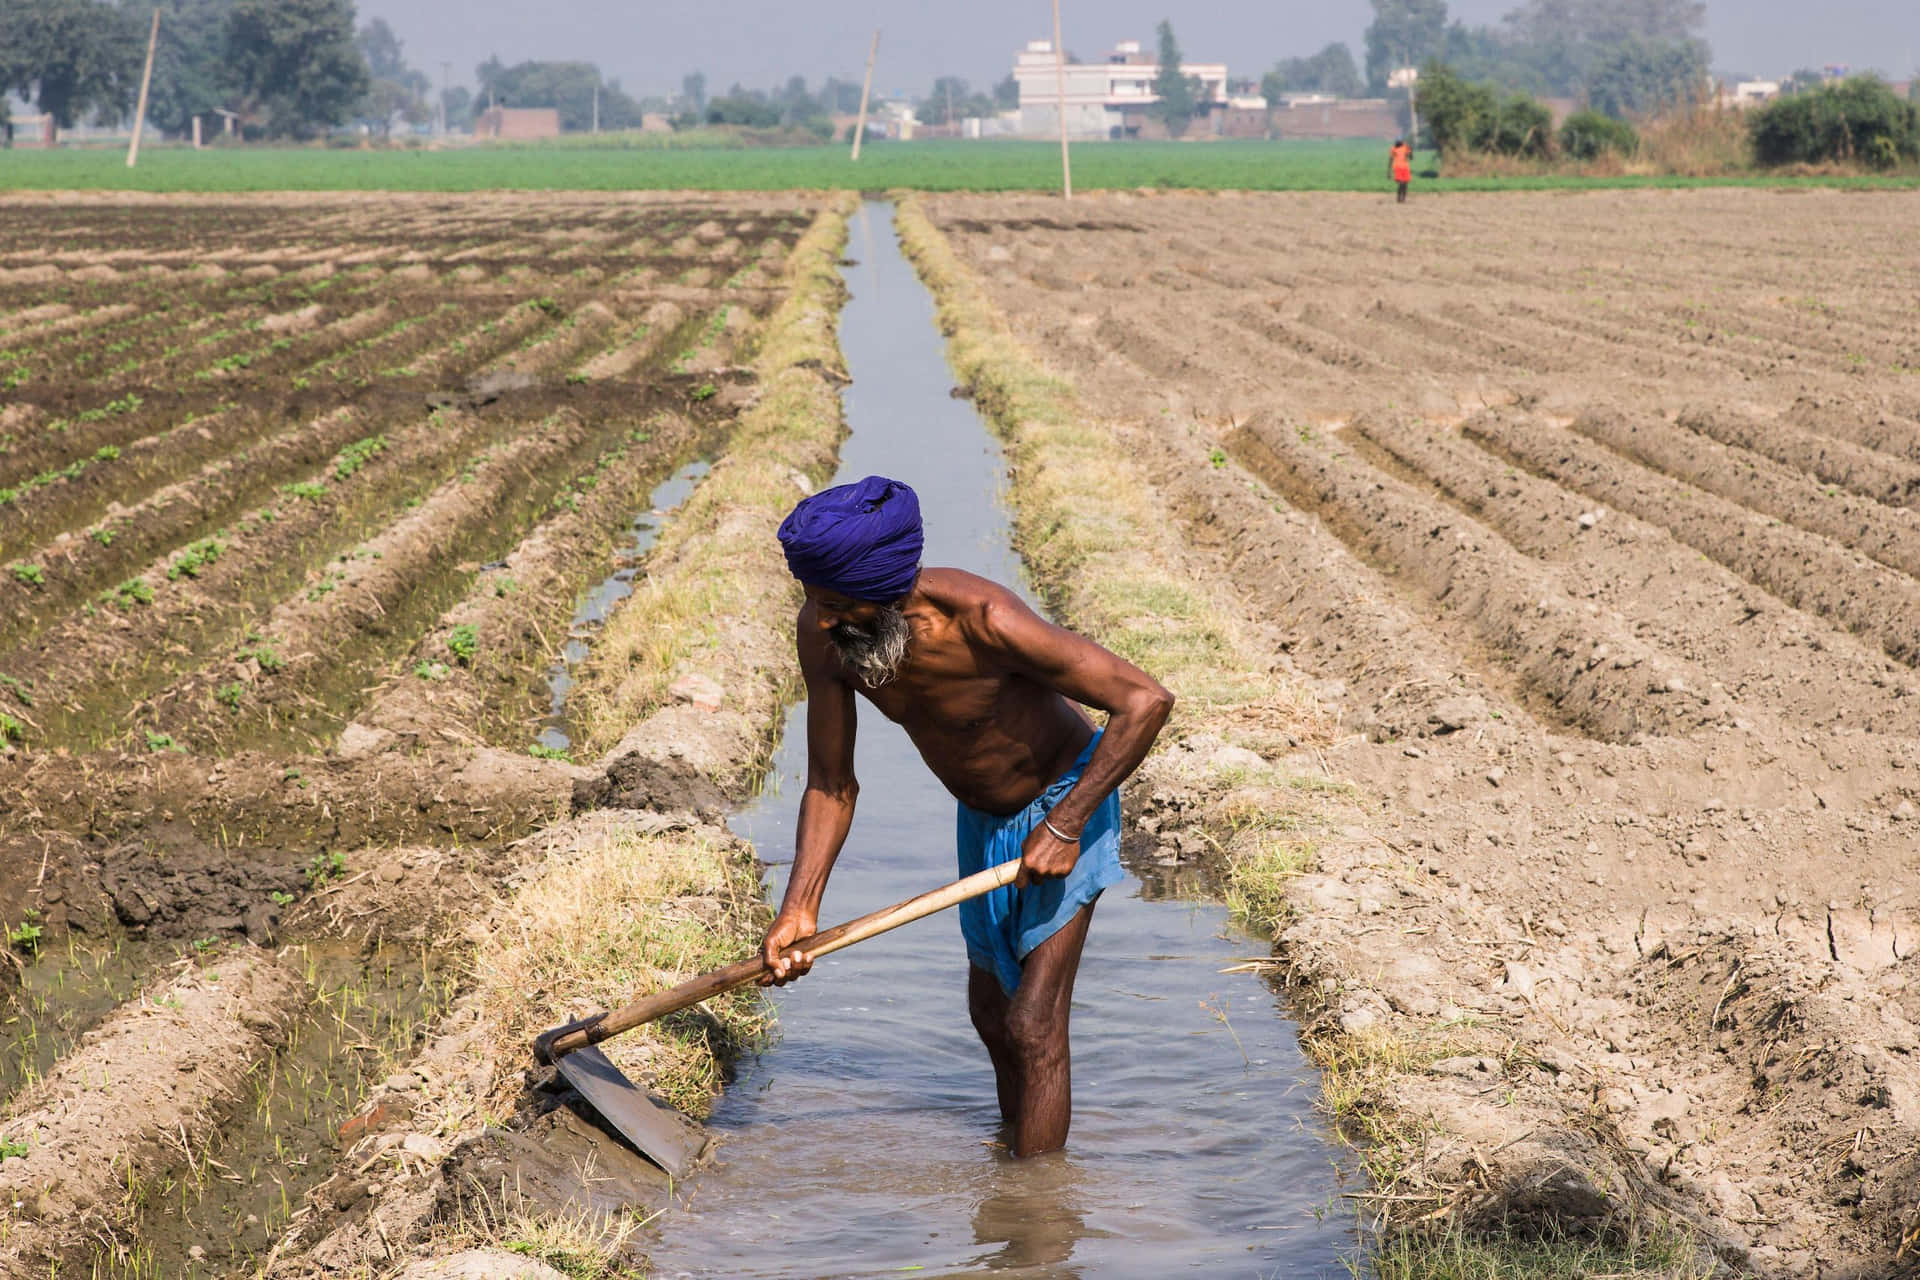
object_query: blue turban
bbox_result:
[778,475,923,603]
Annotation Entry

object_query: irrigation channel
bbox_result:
[644,203,1351,1277]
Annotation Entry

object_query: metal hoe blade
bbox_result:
[553,1045,708,1180]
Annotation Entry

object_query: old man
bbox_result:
[759,475,1173,1156]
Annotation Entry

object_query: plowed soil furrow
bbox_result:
[1786,395,1920,466]
[1573,408,1920,583]
[926,188,1920,1277]
[1676,405,1920,505]
[1496,299,1767,383]
[0,408,500,749]
[576,301,687,380]
[0,301,137,349]
[1467,412,1920,669]
[139,410,616,754]
[1230,419,1743,742]
[404,300,556,380]
[0,952,307,1275]
[0,407,371,649]
[354,413,708,751]
[1354,415,1920,736]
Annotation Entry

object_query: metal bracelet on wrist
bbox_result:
[1042,815,1082,843]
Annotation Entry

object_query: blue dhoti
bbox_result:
[955,731,1125,995]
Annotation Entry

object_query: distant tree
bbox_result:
[1263,42,1363,99]
[705,93,779,128]
[1494,0,1707,99]
[1502,0,1705,53]
[1586,36,1704,118]
[115,0,232,139]
[820,75,863,114]
[355,17,429,135]
[0,0,144,138]
[1559,107,1638,158]
[1364,0,1449,95]
[680,70,705,112]
[1417,60,1551,157]
[226,0,367,138]
[994,72,1019,110]
[916,75,995,126]
[473,59,637,132]
[1750,75,1918,169]
[1150,18,1201,137]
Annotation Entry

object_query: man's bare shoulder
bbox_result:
[917,567,1029,625]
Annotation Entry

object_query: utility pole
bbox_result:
[440,60,451,136]
[1052,0,1071,199]
[125,7,159,169]
[851,28,880,160]
[593,82,600,133]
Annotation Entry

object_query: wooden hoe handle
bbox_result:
[537,859,1021,1062]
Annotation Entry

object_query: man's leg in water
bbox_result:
[966,899,1097,1156]
[968,965,1019,1123]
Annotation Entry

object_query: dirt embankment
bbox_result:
[922,188,1920,1278]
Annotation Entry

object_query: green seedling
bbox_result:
[249,644,285,672]
[0,712,23,744]
[527,743,571,762]
[305,851,347,887]
[283,481,327,500]
[215,682,245,709]
[690,382,718,402]
[333,434,387,480]
[565,372,590,384]
[1208,447,1227,468]
[144,730,184,752]
[110,578,154,607]
[0,674,31,706]
[191,936,218,955]
[7,910,41,954]
[447,623,479,665]
[0,1137,28,1161]
[412,660,450,681]
[269,890,295,907]
[90,526,115,546]
[10,563,44,587]
[93,444,120,461]
[167,537,226,580]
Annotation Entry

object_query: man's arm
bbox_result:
[760,620,858,986]
[973,589,1174,885]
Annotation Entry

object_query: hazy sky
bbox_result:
[362,0,1918,100]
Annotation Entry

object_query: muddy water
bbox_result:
[645,204,1352,1278]
[536,456,712,752]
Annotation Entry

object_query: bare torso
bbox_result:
[804,568,1093,815]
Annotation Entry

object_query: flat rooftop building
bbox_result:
[1013,39,1228,139]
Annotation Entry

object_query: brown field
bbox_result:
[0,191,835,1275]
[927,188,1920,1277]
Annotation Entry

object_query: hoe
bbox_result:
[534,859,1020,1177]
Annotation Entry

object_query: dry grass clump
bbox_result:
[893,196,1328,751]
[1633,106,1753,177]
[471,823,771,1118]
[1365,1217,1715,1280]
[569,193,854,772]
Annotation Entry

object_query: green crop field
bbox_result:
[4,138,1916,194]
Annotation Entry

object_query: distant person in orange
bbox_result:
[1389,138,1414,203]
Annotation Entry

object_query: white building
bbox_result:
[1012,39,1229,139]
